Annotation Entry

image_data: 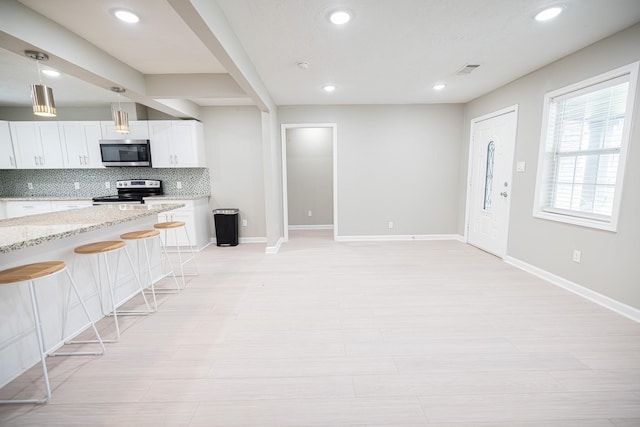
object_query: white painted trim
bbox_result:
[335,234,464,242]
[211,237,267,245]
[532,61,639,233]
[281,123,338,243]
[240,237,267,243]
[265,237,283,254]
[505,256,640,323]
[465,105,519,258]
[288,225,334,230]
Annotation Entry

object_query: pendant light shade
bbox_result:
[25,50,57,117]
[114,109,130,133]
[31,84,57,117]
[111,87,130,134]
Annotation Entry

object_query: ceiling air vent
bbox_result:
[457,64,480,75]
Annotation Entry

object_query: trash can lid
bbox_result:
[213,208,239,214]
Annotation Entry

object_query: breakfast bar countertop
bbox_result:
[0,203,184,254]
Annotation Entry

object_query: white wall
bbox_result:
[279,104,465,237]
[286,127,333,227]
[463,23,640,310]
[201,106,266,239]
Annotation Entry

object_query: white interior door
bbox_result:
[467,107,518,257]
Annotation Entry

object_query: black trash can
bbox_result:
[213,208,239,246]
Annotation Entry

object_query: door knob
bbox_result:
[500,191,508,198]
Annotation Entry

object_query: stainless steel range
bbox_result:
[92,179,163,205]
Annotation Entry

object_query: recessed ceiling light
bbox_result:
[329,10,351,25]
[323,84,337,92]
[41,69,60,77]
[535,6,562,21]
[433,83,446,91]
[114,9,140,23]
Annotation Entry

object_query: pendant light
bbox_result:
[110,87,130,134]
[25,50,57,117]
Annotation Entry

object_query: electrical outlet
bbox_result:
[308,210,312,217]
[27,182,33,190]
[388,221,394,229]
[572,249,581,263]
[176,181,182,189]
[242,219,248,227]
[74,182,80,190]
[105,181,111,189]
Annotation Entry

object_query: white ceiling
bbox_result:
[1,0,639,112]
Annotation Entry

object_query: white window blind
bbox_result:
[534,62,639,231]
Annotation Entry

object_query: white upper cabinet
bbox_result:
[10,121,65,169]
[149,120,205,168]
[100,120,150,140]
[0,121,17,169]
[58,121,104,169]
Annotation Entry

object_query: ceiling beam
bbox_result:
[168,0,275,113]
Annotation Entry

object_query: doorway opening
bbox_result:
[281,124,338,242]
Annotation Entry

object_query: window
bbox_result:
[533,62,639,231]
[483,141,495,210]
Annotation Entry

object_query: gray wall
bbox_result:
[286,127,333,226]
[201,106,266,239]
[463,23,640,310]
[279,104,465,237]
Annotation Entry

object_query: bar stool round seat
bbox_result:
[0,261,65,283]
[121,229,160,240]
[71,240,151,343]
[154,221,186,230]
[75,240,125,254]
[0,261,105,405]
[120,229,179,310]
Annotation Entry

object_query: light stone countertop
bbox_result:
[143,194,210,201]
[0,203,184,254]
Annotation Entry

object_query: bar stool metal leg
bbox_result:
[0,261,104,405]
[68,241,152,343]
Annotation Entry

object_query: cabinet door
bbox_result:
[101,120,149,140]
[10,122,64,169]
[172,121,206,167]
[59,122,104,168]
[50,200,93,211]
[37,123,65,168]
[10,122,41,168]
[0,121,16,169]
[148,121,173,167]
[5,201,53,218]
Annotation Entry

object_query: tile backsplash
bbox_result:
[0,168,210,198]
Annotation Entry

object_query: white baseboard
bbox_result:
[210,237,267,246]
[240,237,267,244]
[504,256,640,323]
[335,234,464,242]
[288,225,334,230]
[265,237,284,254]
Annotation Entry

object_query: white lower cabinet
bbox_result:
[5,200,92,218]
[6,201,53,218]
[50,200,93,211]
[145,198,211,250]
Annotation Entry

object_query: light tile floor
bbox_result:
[1,230,639,426]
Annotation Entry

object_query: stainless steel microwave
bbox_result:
[99,140,151,167]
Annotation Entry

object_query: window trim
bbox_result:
[533,61,639,232]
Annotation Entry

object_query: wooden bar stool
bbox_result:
[0,261,105,404]
[120,230,179,311]
[154,221,199,289]
[69,240,152,342]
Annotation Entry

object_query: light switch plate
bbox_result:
[516,161,526,172]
